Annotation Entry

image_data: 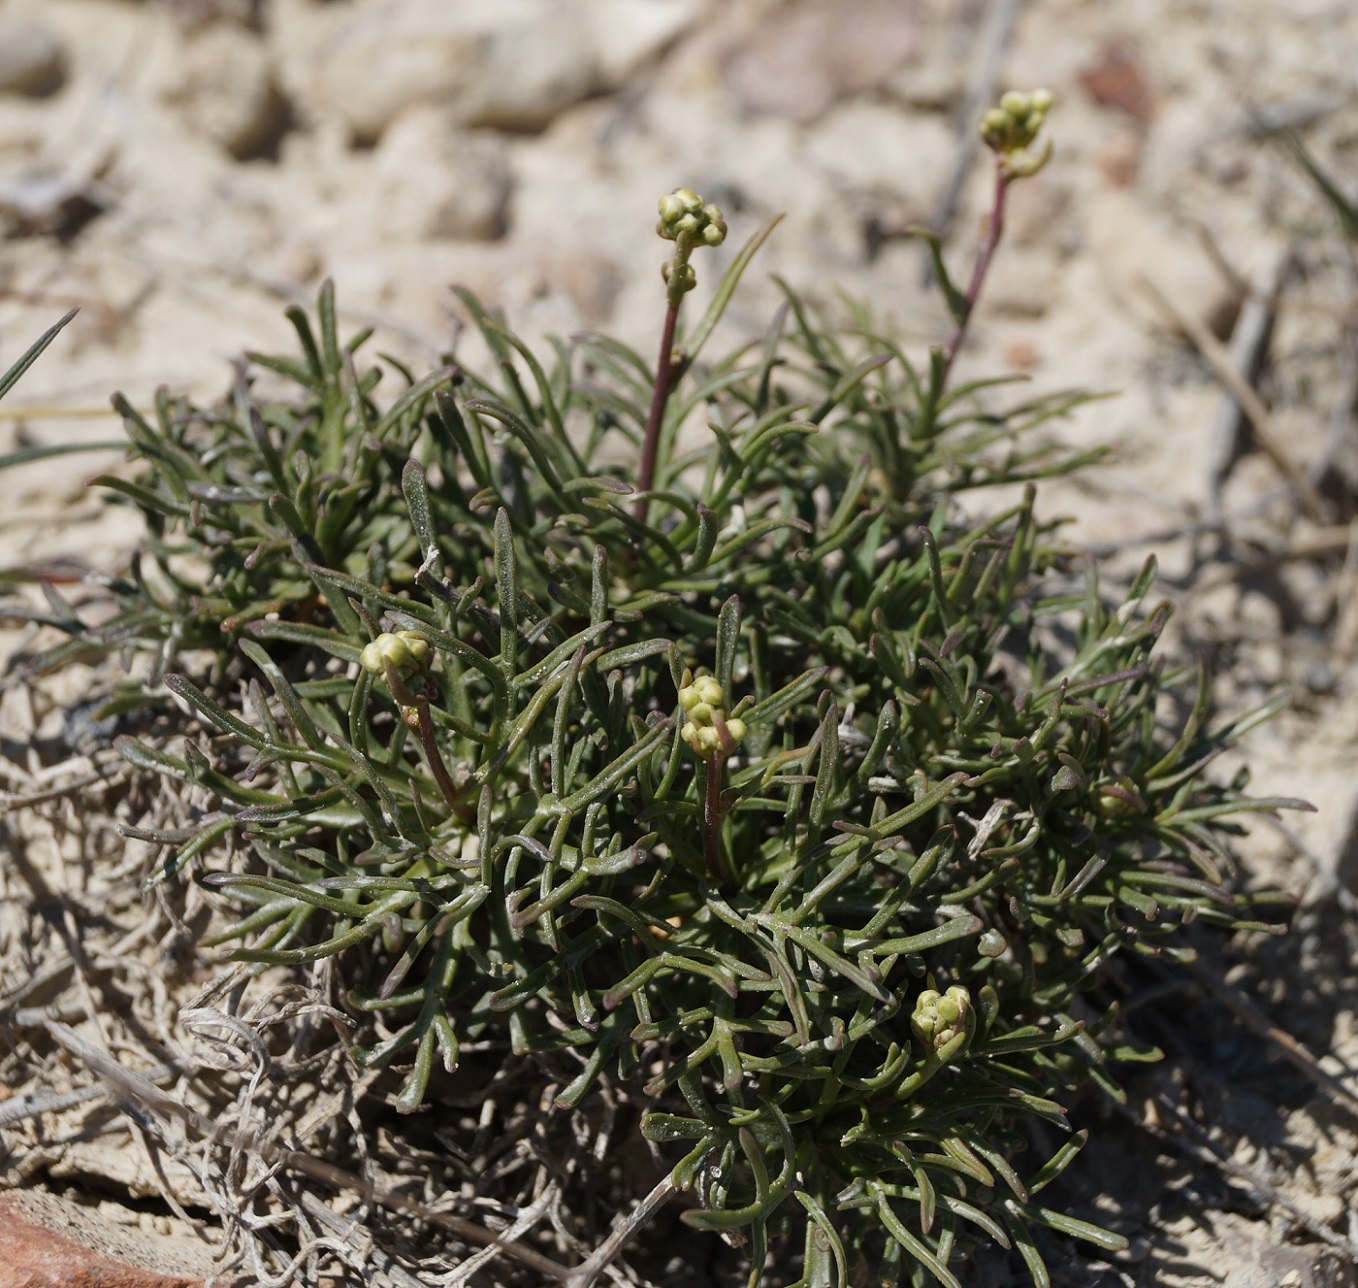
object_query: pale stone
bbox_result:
[722,0,917,123]
[979,249,1061,319]
[372,106,511,242]
[163,22,288,160]
[1086,189,1241,338]
[0,16,66,97]
[309,0,604,144]
[803,103,956,203]
[581,0,700,85]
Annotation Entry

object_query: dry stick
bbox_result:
[296,1191,429,1288]
[1138,274,1328,521]
[0,1066,176,1129]
[926,0,1026,248]
[1206,245,1292,520]
[563,1175,677,1288]
[1107,1093,1358,1265]
[44,1020,575,1284]
[1188,521,1357,596]
[1145,1092,1358,1264]
[0,763,127,814]
[1183,959,1358,1123]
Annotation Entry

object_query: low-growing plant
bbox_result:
[3,94,1299,1286]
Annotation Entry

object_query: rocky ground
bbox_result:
[2,0,1357,1285]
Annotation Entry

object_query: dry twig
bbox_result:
[43,1019,585,1283]
[1206,245,1292,518]
[1183,960,1358,1124]
[1138,273,1327,520]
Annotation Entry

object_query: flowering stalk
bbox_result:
[679,672,746,886]
[361,630,472,825]
[891,985,977,1100]
[939,89,1054,386]
[634,189,727,529]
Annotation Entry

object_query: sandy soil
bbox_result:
[2,1,1357,1284]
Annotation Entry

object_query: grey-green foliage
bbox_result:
[6,234,1295,1285]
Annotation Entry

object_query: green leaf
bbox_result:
[0,308,77,403]
[683,214,784,368]
[907,227,969,323]
[0,440,125,472]
[1008,1199,1128,1253]
[163,673,271,750]
[868,914,982,957]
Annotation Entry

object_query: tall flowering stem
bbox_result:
[633,189,727,529]
[679,672,746,887]
[940,165,1010,382]
[634,294,681,530]
[362,630,471,825]
[939,89,1054,387]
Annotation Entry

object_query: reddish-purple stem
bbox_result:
[940,163,1011,384]
[416,701,472,825]
[632,295,681,530]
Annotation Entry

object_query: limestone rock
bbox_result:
[581,0,699,84]
[722,0,917,124]
[804,103,955,202]
[310,0,605,144]
[372,106,511,242]
[980,249,1061,320]
[1087,189,1241,338]
[0,1191,211,1288]
[0,16,66,97]
[164,23,289,160]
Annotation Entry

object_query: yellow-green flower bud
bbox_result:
[679,676,719,709]
[661,261,697,292]
[678,674,745,759]
[701,205,727,246]
[981,107,1010,142]
[658,187,705,241]
[360,630,433,682]
[657,189,727,303]
[682,722,723,758]
[980,89,1055,173]
[1003,141,1052,178]
[911,985,973,1053]
[1095,776,1146,818]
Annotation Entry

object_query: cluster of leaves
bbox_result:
[3,221,1294,1285]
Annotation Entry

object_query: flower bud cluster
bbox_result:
[678,673,746,760]
[656,189,727,299]
[360,630,432,682]
[910,984,974,1053]
[979,88,1054,177]
[657,188,727,248]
